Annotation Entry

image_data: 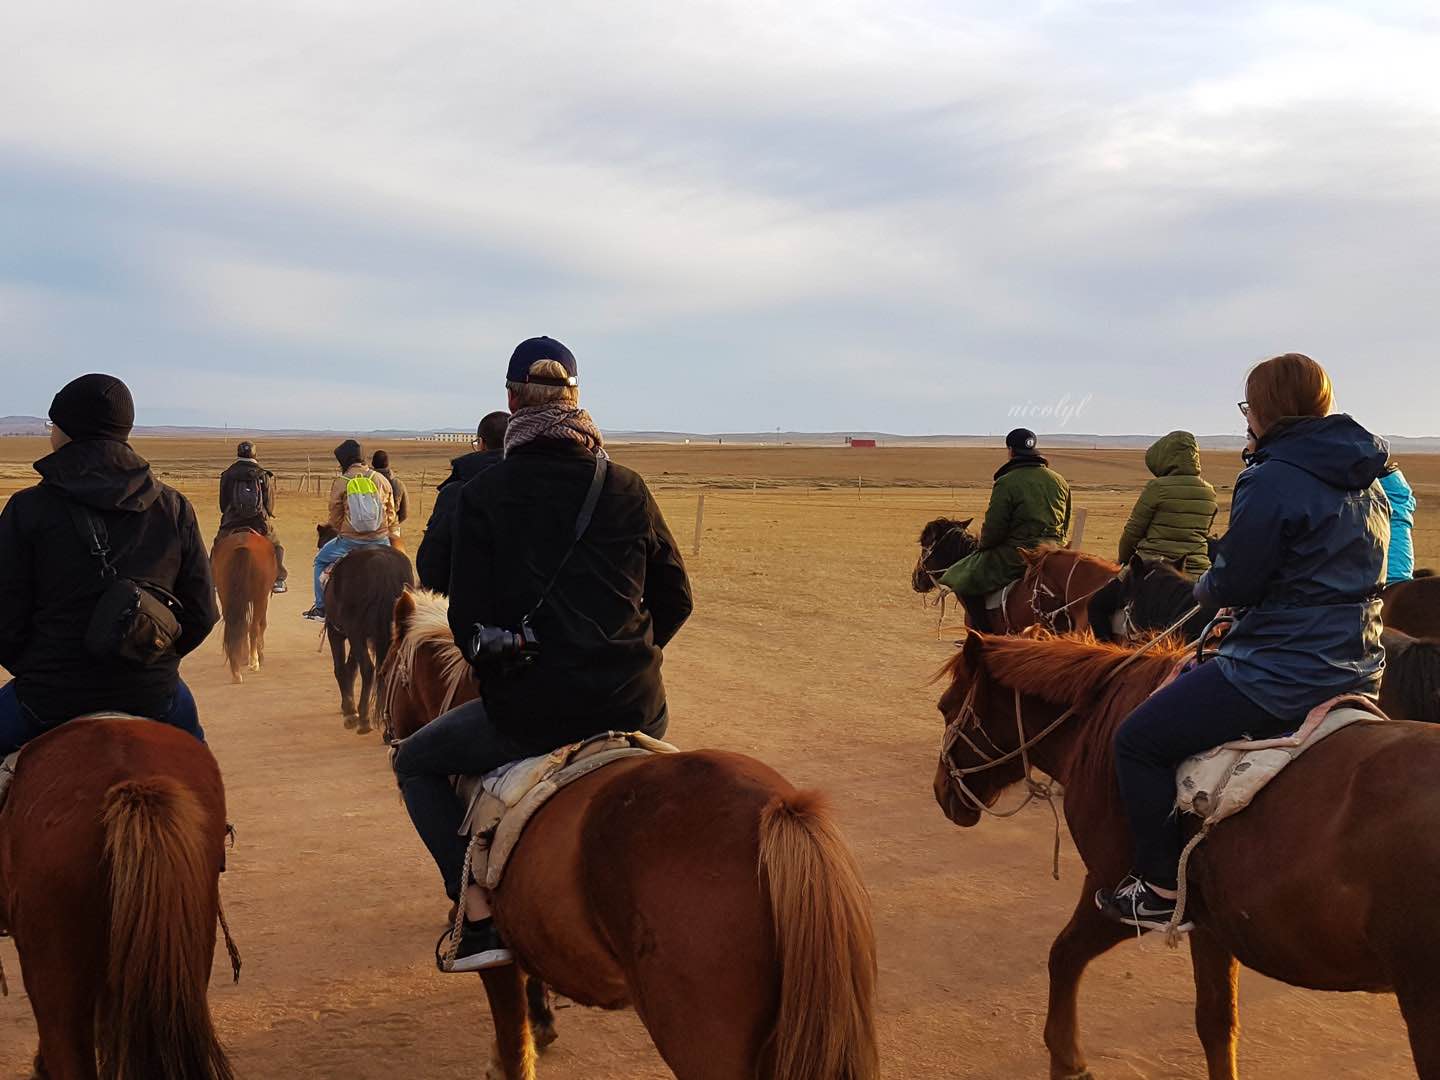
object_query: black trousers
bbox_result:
[1114,660,1289,888]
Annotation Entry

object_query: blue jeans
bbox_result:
[313,535,390,609]
[0,677,205,756]
[1114,660,1288,888]
[393,699,668,901]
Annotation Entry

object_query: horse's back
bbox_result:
[1197,719,1440,987]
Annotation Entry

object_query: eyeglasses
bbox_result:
[1237,401,1251,418]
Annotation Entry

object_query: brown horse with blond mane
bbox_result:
[381,589,878,1080]
[211,529,277,684]
[0,716,234,1080]
[933,630,1440,1079]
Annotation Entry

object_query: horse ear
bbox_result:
[958,517,973,530]
[393,588,415,632]
[961,628,985,665]
[1127,554,1146,577]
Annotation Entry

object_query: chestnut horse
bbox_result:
[932,630,1440,1078]
[0,716,233,1080]
[211,530,277,684]
[380,590,878,1080]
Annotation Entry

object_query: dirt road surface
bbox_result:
[2,441,1431,1078]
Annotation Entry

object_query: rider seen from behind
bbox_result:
[303,439,400,621]
[0,374,218,790]
[392,336,693,972]
[940,427,1071,632]
[1116,430,1217,577]
[217,439,287,592]
[414,410,510,595]
[1097,353,1390,932]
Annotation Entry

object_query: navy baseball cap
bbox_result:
[506,336,577,387]
[1006,427,1037,452]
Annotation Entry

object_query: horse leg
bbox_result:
[1188,928,1240,1080]
[250,598,265,672]
[481,964,536,1080]
[1397,973,1440,1078]
[525,975,558,1051]
[328,625,357,725]
[354,636,375,735]
[24,944,100,1080]
[1043,876,1132,1080]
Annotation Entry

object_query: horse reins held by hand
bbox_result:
[941,604,1202,879]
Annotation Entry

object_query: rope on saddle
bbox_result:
[441,829,489,972]
[0,947,7,997]
[218,891,243,982]
[1166,825,1211,948]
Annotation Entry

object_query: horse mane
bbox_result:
[386,589,470,711]
[1131,560,1202,632]
[1382,629,1440,725]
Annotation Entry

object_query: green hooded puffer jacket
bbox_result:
[1118,431,1217,575]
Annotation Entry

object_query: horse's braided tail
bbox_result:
[98,778,233,1080]
[220,543,253,680]
[758,790,879,1080]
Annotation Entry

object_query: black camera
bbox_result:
[469,619,539,664]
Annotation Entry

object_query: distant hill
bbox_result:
[4,415,1438,452]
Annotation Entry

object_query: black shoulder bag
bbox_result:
[65,503,184,665]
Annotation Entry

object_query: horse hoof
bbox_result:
[534,1023,559,1051]
[356,723,372,736]
[343,713,358,729]
[231,673,243,685]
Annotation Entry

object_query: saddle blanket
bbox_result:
[1176,694,1388,825]
[454,730,677,889]
[983,582,1012,611]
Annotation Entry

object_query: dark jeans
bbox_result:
[0,677,205,757]
[1114,660,1289,888]
[393,698,669,901]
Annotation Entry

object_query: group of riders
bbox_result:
[0,348,1422,968]
[940,352,1417,930]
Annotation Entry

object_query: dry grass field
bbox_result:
[2,437,1436,1079]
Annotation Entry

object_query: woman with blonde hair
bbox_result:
[1098,352,1391,931]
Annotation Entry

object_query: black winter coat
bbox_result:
[415,449,502,594]
[0,440,218,723]
[218,458,276,529]
[448,440,692,749]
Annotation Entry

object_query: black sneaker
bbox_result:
[1095,874,1194,934]
[301,606,325,622]
[435,918,514,973]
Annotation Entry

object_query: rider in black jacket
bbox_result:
[0,375,218,754]
[217,441,287,592]
[414,411,509,594]
[393,338,692,973]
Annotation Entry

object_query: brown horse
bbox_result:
[316,524,414,734]
[211,530,277,684]
[1384,571,1440,638]
[911,516,979,593]
[932,630,1440,1078]
[995,548,1119,635]
[0,716,233,1080]
[381,590,879,1080]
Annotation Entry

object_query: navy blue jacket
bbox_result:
[1196,415,1389,719]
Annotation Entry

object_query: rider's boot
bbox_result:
[437,917,514,972]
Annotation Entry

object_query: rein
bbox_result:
[1025,550,1115,633]
[940,605,1201,878]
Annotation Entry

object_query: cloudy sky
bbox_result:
[3,1,1438,435]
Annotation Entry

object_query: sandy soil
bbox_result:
[1,440,1433,1078]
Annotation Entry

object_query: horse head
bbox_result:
[316,522,338,548]
[1087,555,1149,643]
[912,517,976,594]
[1016,548,1120,635]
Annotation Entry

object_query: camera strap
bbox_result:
[524,449,609,622]
[64,501,118,583]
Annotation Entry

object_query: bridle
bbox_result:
[939,605,1200,877]
[916,522,976,590]
[1024,549,1117,634]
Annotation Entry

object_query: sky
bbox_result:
[2,1,1438,435]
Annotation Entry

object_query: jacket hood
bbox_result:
[440,448,502,489]
[1146,431,1201,477]
[35,439,162,512]
[1256,414,1389,491]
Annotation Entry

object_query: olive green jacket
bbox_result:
[1118,431,1217,576]
[940,455,1071,596]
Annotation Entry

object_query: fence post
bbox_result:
[1068,507,1088,550]
[692,493,706,556]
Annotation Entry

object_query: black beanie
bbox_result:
[49,373,136,443]
[334,439,363,467]
[371,449,390,470]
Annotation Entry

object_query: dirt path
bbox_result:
[0,478,1423,1078]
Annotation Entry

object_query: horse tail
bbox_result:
[758,790,879,1080]
[219,541,253,678]
[98,778,233,1080]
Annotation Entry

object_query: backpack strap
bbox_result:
[63,501,118,582]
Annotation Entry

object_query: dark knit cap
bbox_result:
[1006,427,1038,452]
[505,336,577,387]
[371,450,390,470]
[237,441,256,459]
[334,439,363,467]
[49,373,136,443]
